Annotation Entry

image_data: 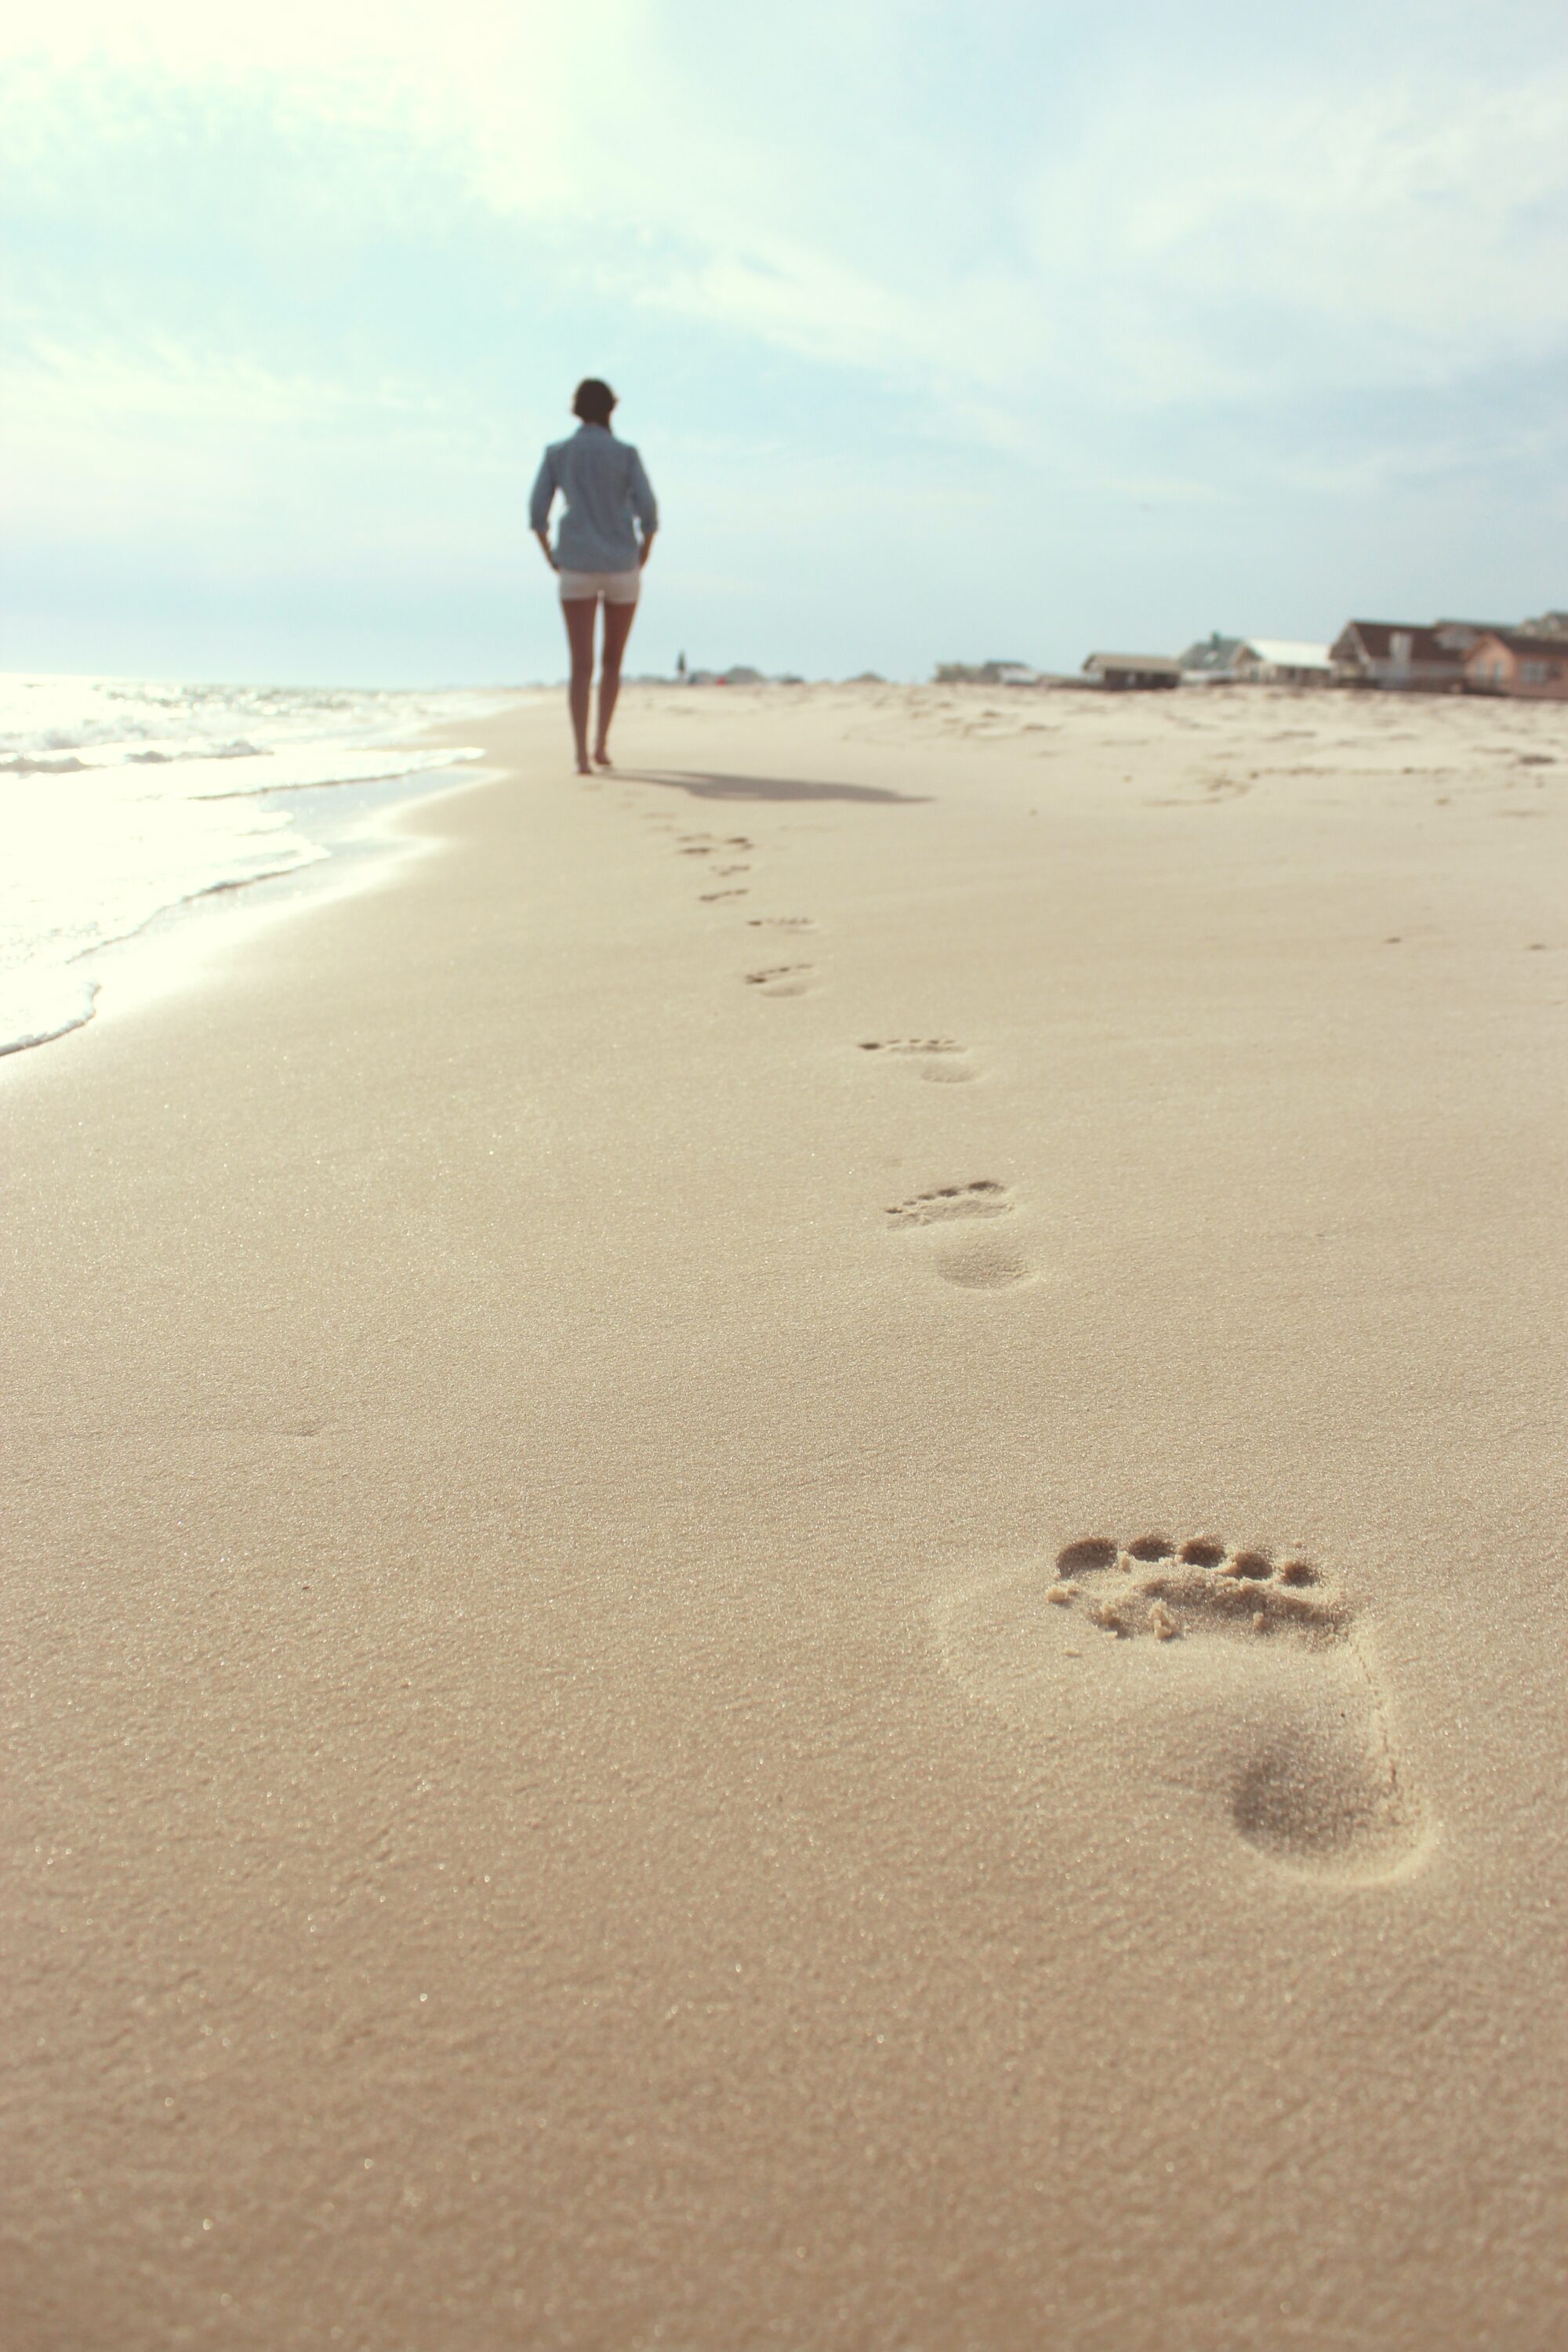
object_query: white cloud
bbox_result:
[1022,64,1568,400]
[1,0,650,222]
[9,2,1567,416]
[0,328,493,548]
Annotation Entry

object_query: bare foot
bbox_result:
[593,748,614,768]
[575,758,593,776]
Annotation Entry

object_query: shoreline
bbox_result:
[0,714,529,1076]
[4,680,1565,2350]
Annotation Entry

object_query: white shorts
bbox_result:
[558,568,641,604]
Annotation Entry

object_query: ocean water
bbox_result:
[0,674,514,1059]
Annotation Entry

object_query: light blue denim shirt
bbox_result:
[529,425,659,573]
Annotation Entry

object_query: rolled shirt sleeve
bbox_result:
[528,448,558,535]
[628,449,659,539]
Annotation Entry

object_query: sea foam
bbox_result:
[0,673,512,1058]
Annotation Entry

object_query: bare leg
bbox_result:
[561,597,597,774]
[594,597,639,765]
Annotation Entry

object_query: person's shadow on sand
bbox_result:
[622,768,929,806]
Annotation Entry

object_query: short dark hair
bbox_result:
[572,378,616,425]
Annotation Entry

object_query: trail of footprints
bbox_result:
[940,1533,1426,1880]
[680,832,756,904]
[666,811,1019,1284]
[632,771,1425,1881]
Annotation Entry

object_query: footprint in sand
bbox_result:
[938,1534,1427,1880]
[859,1037,978,1085]
[700,887,749,902]
[745,963,815,999]
[679,833,754,859]
[884,1180,1032,1288]
[747,916,817,933]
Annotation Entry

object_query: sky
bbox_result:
[4,0,1568,685]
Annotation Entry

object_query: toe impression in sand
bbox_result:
[940,1532,1428,1881]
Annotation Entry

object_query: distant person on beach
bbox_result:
[530,379,659,775]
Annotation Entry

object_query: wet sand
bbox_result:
[5,679,1566,2348]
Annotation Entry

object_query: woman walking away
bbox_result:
[530,379,659,775]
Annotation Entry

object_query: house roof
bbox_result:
[1334,621,1465,665]
[1240,639,1333,669]
[1179,634,1244,670]
[1464,629,1568,659]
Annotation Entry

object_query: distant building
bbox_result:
[1232,638,1334,686]
[1081,652,1181,691]
[1461,630,1568,700]
[1178,632,1244,681]
[932,660,1036,685]
[1330,621,1468,692]
[1519,610,1568,637]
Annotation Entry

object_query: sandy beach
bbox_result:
[5,677,1566,2349]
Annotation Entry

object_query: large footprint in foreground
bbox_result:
[937,1534,1428,1880]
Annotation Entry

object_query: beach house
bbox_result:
[1330,621,1468,691]
[1178,632,1244,682]
[1080,652,1181,691]
[1461,630,1568,700]
[1232,639,1334,687]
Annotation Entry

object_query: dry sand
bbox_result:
[4,679,1566,2349]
